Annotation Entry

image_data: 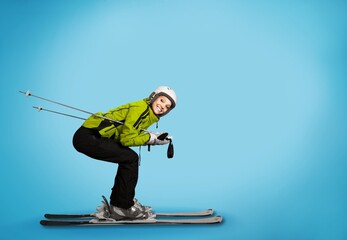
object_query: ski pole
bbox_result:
[31,105,167,139]
[33,106,87,121]
[21,90,174,158]
[21,90,166,136]
[19,90,123,125]
[32,105,174,158]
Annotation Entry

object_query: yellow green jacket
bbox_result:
[82,99,158,147]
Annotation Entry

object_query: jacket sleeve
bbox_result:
[118,105,151,147]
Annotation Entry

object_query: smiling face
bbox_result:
[151,95,172,116]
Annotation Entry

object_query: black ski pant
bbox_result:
[72,126,139,209]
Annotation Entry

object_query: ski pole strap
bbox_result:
[167,140,174,158]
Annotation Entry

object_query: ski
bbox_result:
[41,196,222,226]
[40,216,222,226]
[45,209,214,219]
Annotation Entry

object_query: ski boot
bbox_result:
[109,205,153,221]
[99,196,155,221]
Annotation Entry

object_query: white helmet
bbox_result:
[148,86,177,114]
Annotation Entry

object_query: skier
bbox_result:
[72,86,177,220]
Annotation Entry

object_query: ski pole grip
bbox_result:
[157,132,168,141]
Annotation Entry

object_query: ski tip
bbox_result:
[215,215,223,223]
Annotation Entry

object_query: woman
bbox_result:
[73,86,177,220]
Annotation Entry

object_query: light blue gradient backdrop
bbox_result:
[1,0,347,239]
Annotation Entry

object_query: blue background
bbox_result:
[1,0,347,239]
